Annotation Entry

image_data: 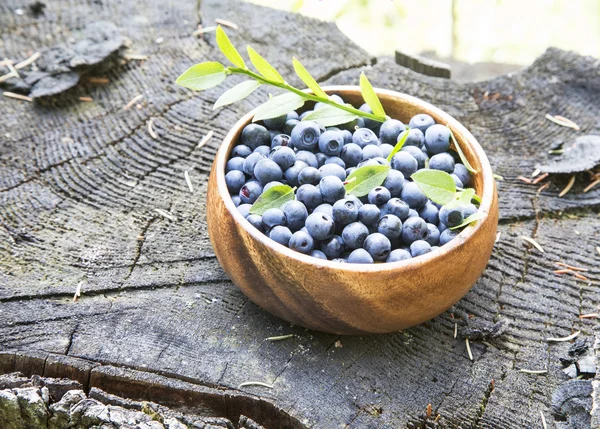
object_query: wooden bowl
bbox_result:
[207,86,498,335]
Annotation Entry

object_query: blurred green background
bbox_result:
[246,0,600,66]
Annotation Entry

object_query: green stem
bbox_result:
[228,67,387,123]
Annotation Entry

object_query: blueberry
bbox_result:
[290,121,321,151]
[425,223,440,246]
[368,186,391,205]
[289,230,314,254]
[282,200,308,232]
[245,214,264,232]
[232,145,252,158]
[404,128,425,148]
[242,152,265,175]
[323,157,345,170]
[346,167,356,177]
[359,104,380,130]
[262,208,286,229]
[239,181,263,204]
[386,248,412,262]
[254,158,283,185]
[363,233,391,261]
[264,114,288,130]
[340,129,353,144]
[362,144,383,160]
[410,240,432,257]
[310,249,327,260]
[225,170,246,194]
[321,235,345,259]
[429,152,455,173]
[254,145,271,157]
[346,194,363,209]
[358,204,380,225]
[352,128,379,148]
[287,111,299,120]
[439,228,459,245]
[319,177,346,204]
[340,143,363,167]
[318,164,346,181]
[315,152,328,168]
[380,144,394,159]
[313,203,333,217]
[299,110,312,120]
[263,181,283,192]
[271,133,292,149]
[379,119,405,144]
[462,203,478,219]
[438,221,448,233]
[408,114,435,133]
[296,184,323,211]
[269,146,296,171]
[305,212,335,241]
[401,216,428,244]
[241,124,271,149]
[358,157,389,168]
[342,222,369,249]
[377,214,402,240]
[283,119,300,136]
[401,146,427,169]
[226,156,245,173]
[318,130,344,156]
[269,225,293,246]
[332,198,359,225]
[439,205,463,228]
[408,209,419,218]
[424,124,451,155]
[238,204,252,218]
[450,174,463,189]
[401,182,428,209]
[232,195,241,207]
[381,198,409,221]
[382,169,404,197]
[285,160,308,187]
[453,163,471,187]
[298,166,321,186]
[348,248,374,264]
[269,130,280,142]
[419,202,439,225]
[296,150,318,168]
[391,152,418,177]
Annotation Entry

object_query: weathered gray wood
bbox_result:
[1,0,599,427]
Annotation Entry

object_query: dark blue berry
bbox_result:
[289,230,314,254]
[324,156,346,169]
[408,114,435,133]
[225,170,246,194]
[313,203,333,217]
[271,133,292,149]
[242,152,265,175]
[261,208,286,229]
[368,186,391,205]
[379,119,405,144]
[242,124,270,149]
[232,145,252,158]
[425,223,440,246]
[381,198,410,221]
[404,128,425,148]
[239,181,263,204]
[318,130,345,156]
[254,158,282,185]
[340,143,363,167]
[439,205,463,228]
[319,164,346,181]
[377,214,402,240]
[305,212,336,241]
[408,209,419,218]
[298,167,321,186]
[284,160,308,187]
[269,226,292,246]
[401,216,428,244]
[380,144,394,159]
[290,121,321,151]
[401,182,428,209]
[342,222,369,249]
[453,164,471,187]
[315,152,328,168]
[439,228,459,245]
[352,127,379,148]
[348,248,374,264]
[450,174,463,189]
[321,235,345,259]
[429,152,455,173]
[264,114,287,130]
[382,169,404,197]
[254,145,271,157]
[269,146,296,171]
[391,152,418,177]
[296,184,323,211]
[401,146,427,169]
[283,119,300,136]
[226,156,245,173]
[287,111,299,120]
[332,198,359,225]
[296,150,318,168]
[282,200,308,232]
[246,214,264,232]
[310,249,327,260]
[358,204,380,225]
[232,195,241,207]
[341,129,353,144]
[359,104,380,130]
[419,202,439,225]
[362,144,383,160]
[410,240,431,257]
[387,248,412,262]
[238,204,252,218]
[363,233,391,261]
[462,203,478,219]
[424,124,451,155]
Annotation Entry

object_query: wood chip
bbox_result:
[518,368,548,374]
[537,182,550,193]
[154,208,176,221]
[88,77,110,84]
[123,94,143,110]
[197,130,214,150]
[79,96,93,102]
[540,410,547,429]
[545,114,580,131]
[334,340,343,348]
[193,26,218,36]
[147,118,158,139]
[532,173,549,185]
[465,338,473,361]
[454,323,457,339]
[14,51,40,69]
[558,175,575,197]
[495,232,501,243]
[517,176,532,184]
[546,330,580,342]
[215,19,239,30]
[266,334,294,341]
[583,178,600,193]
[579,313,598,319]
[555,262,588,272]
[73,280,84,302]
[520,236,544,253]
[2,92,32,102]
[124,53,149,60]
[184,171,193,193]
[238,381,274,389]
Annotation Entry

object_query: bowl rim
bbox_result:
[214,85,495,272]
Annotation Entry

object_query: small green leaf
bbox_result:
[446,187,477,209]
[176,62,228,91]
[214,80,261,109]
[247,46,284,83]
[447,126,478,174]
[253,92,305,121]
[216,26,246,69]
[249,185,295,215]
[359,72,386,117]
[493,173,504,181]
[386,128,411,162]
[344,165,390,197]
[411,169,457,205]
[449,211,486,230]
[292,57,328,98]
[301,104,357,127]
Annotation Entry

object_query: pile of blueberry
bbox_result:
[225,95,476,264]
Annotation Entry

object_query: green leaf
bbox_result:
[301,104,357,127]
[216,26,246,69]
[292,57,328,98]
[344,165,390,197]
[447,126,478,174]
[214,80,261,109]
[446,187,476,209]
[411,169,457,205]
[359,72,386,117]
[176,62,228,91]
[449,211,486,230]
[253,92,305,122]
[386,128,411,162]
[247,46,284,83]
[249,185,295,215]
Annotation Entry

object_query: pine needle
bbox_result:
[15,52,40,69]
[215,19,239,30]
[583,179,600,193]
[465,339,473,361]
[238,381,274,389]
[518,368,548,374]
[155,208,176,221]
[197,130,214,150]
[184,171,193,193]
[73,280,84,302]
[545,114,580,131]
[454,323,457,339]
[540,410,547,429]
[555,262,588,272]
[495,232,501,243]
[123,94,143,110]
[147,118,158,139]
[546,330,580,342]
[266,334,294,341]
[520,236,544,253]
[558,175,575,197]
[579,313,598,319]
[2,92,32,102]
